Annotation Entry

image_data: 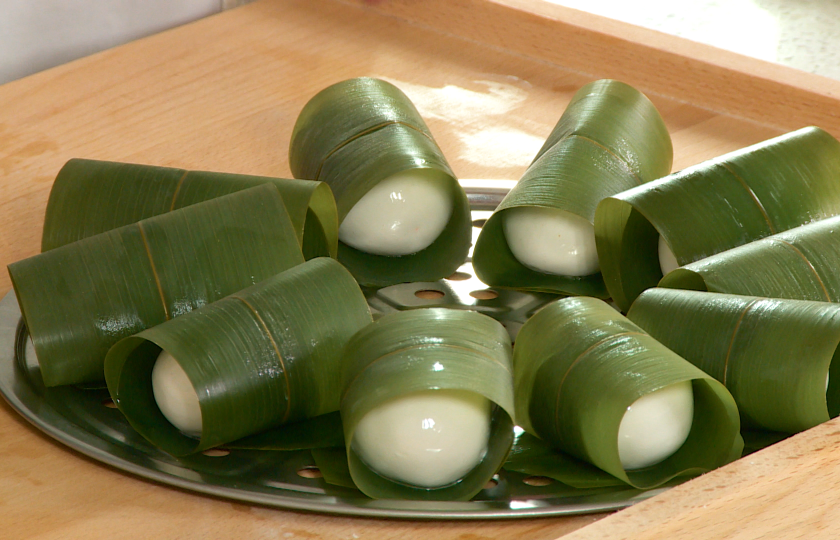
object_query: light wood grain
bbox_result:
[560,417,840,540]
[1,0,839,538]
[347,0,840,135]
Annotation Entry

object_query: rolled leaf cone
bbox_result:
[472,79,672,296]
[596,126,840,311]
[288,77,433,181]
[658,215,840,302]
[289,78,471,287]
[627,288,840,433]
[340,308,515,501]
[531,79,673,183]
[9,184,305,387]
[104,257,372,456]
[323,124,471,286]
[514,297,741,489]
[42,158,338,259]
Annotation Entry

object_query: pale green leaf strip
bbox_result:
[628,288,840,433]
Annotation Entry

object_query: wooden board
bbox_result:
[1,0,839,538]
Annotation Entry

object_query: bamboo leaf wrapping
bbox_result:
[9,184,305,387]
[596,127,840,311]
[532,79,673,182]
[289,78,471,287]
[311,447,358,489]
[289,77,434,181]
[472,80,672,296]
[658,215,840,302]
[503,431,626,488]
[42,158,338,258]
[514,297,741,489]
[340,308,514,500]
[227,412,345,451]
[104,257,372,456]
[627,288,840,432]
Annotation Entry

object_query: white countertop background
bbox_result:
[0,0,238,85]
[547,0,840,80]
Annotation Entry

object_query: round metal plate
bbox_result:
[0,182,672,519]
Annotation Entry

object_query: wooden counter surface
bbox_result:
[1,0,839,538]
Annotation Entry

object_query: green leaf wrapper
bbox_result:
[628,288,840,432]
[104,257,373,456]
[741,430,789,456]
[531,79,673,181]
[503,431,626,488]
[289,77,434,180]
[311,447,358,489]
[596,127,840,311]
[340,308,515,500]
[227,412,345,451]
[473,79,672,296]
[9,184,305,387]
[658,215,840,302]
[42,158,338,259]
[514,297,741,489]
[289,78,471,287]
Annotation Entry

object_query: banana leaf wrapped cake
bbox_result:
[42,158,338,259]
[339,308,514,500]
[514,296,741,489]
[628,288,840,433]
[104,257,371,456]
[9,184,304,387]
[472,79,672,297]
[289,77,471,287]
[596,127,840,311]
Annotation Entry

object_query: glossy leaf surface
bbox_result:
[10,184,305,386]
[628,288,840,432]
[597,127,840,311]
[473,79,671,296]
[514,297,741,489]
[104,258,372,455]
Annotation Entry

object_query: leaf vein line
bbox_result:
[232,295,292,423]
[313,121,433,181]
[137,223,170,321]
[169,169,191,212]
[553,331,647,437]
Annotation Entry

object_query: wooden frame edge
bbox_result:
[339,0,840,135]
